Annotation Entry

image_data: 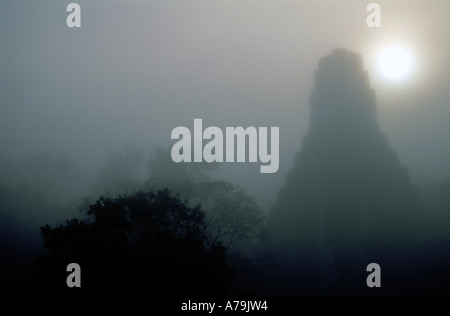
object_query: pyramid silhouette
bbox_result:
[269,49,421,278]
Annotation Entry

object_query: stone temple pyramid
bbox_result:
[269,49,421,263]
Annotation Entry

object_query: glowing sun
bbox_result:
[377,46,414,81]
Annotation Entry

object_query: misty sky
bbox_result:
[1,0,450,208]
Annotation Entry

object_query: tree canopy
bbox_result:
[36,189,233,295]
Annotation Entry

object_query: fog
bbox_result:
[1,0,450,296]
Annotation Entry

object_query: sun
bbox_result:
[377,46,414,81]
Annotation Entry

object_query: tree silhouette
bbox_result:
[35,189,233,295]
[143,179,266,253]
